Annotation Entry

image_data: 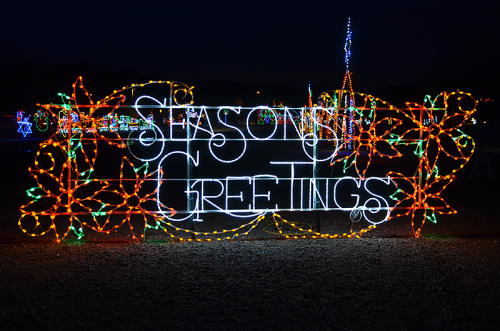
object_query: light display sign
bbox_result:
[18,20,477,242]
[18,77,477,242]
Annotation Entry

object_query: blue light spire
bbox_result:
[344,18,352,74]
[339,18,354,150]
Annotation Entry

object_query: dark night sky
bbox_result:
[1,0,499,107]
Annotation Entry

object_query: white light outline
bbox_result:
[308,178,328,210]
[270,161,314,211]
[301,106,341,163]
[333,176,361,211]
[283,107,304,140]
[196,179,224,212]
[362,177,391,224]
[225,176,252,211]
[208,107,247,164]
[252,175,279,211]
[129,95,166,162]
[169,105,186,141]
[190,106,215,139]
[247,107,278,140]
[156,150,200,221]
[122,101,397,224]
[300,178,305,210]
[188,177,274,218]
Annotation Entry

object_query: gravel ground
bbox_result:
[1,238,500,330]
[1,143,500,330]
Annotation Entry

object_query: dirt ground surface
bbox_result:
[1,237,500,331]
[1,141,500,330]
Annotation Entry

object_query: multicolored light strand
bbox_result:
[18,19,478,241]
[19,76,477,241]
[17,111,33,137]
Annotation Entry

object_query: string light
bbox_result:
[18,20,478,241]
[17,111,33,137]
[18,75,477,241]
[34,110,50,132]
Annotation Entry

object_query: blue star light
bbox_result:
[17,116,33,137]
